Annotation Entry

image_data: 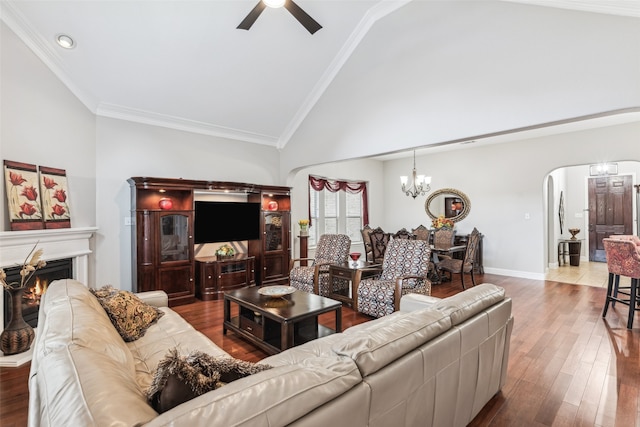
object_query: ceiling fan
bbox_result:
[237,0,322,35]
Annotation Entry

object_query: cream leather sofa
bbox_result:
[28,279,513,427]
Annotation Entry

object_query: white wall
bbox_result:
[95,117,281,290]
[379,122,640,279]
[280,1,640,177]
[0,23,96,230]
[0,22,97,273]
[288,158,385,258]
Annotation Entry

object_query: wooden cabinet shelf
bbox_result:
[130,177,290,301]
[248,190,291,287]
[129,178,195,306]
[195,255,256,300]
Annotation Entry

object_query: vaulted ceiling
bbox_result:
[2,0,639,149]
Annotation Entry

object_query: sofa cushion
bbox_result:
[92,285,164,342]
[433,283,505,326]
[332,308,451,377]
[35,344,158,426]
[35,279,133,366]
[147,348,272,413]
[143,359,366,427]
[126,308,230,391]
[399,293,441,312]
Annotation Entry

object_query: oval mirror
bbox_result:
[424,188,471,223]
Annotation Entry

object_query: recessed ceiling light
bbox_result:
[56,34,75,49]
[263,0,285,8]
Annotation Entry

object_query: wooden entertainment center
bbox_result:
[129,177,290,306]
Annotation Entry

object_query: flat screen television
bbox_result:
[194,201,261,244]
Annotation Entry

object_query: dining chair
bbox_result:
[289,234,351,296]
[360,224,375,263]
[355,239,431,318]
[602,238,640,329]
[393,228,416,240]
[369,227,392,264]
[411,225,430,242]
[433,228,456,247]
[437,228,481,290]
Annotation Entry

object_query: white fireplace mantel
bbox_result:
[0,227,97,365]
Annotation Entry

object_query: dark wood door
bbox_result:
[588,175,633,262]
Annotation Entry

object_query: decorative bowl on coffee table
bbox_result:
[258,285,296,298]
[568,228,580,240]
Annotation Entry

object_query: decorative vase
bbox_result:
[299,225,308,236]
[1,287,35,355]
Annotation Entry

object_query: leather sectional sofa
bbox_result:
[28,279,512,427]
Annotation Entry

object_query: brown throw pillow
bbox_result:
[147,348,272,413]
[91,285,164,342]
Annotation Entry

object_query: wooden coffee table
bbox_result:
[223,287,342,355]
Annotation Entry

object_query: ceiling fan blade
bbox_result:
[237,1,267,30]
[284,0,322,34]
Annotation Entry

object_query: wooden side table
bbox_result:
[328,261,382,311]
[558,239,582,266]
[299,235,309,267]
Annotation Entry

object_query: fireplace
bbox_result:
[0,227,96,366]
[3,258,73,328]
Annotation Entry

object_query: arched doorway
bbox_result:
[545,161,639,286]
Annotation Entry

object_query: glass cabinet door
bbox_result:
[264,213,283,251]
[160,214,190,262]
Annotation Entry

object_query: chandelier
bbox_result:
[400,151,431,199]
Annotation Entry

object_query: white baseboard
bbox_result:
[482,267,545,281]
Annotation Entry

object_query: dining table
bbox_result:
[429,244,466,284]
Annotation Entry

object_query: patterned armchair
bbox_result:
[437,228,481,290]
[289,234,351,296]
[602,238,640,329]
[356,239,431,318]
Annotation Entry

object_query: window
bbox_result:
[308,175,368,247]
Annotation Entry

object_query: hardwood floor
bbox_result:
[2,273,639,426]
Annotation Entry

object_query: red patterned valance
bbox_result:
[308,175,369,226]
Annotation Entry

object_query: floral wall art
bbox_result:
[3,160,44,230]
[39,166,71,229]
[3,160,72,230]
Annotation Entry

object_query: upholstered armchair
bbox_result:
[355,239,431,318]
[289,234,351,296]
[437,228,481,290]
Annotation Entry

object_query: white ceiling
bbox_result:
[2,0,639,149]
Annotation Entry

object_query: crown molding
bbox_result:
[1,1,100,113]
[277,0,413,149]
[503,0,640,18]
[96,103,279,146]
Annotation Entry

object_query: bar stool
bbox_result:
[602,238,640,329]
[606,235,640,306]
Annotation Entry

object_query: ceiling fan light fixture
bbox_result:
[263,0,286,8]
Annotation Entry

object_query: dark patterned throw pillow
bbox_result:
[147,348,272,413]
[91,285,164,342]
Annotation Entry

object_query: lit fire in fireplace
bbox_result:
[23,277,48,306]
